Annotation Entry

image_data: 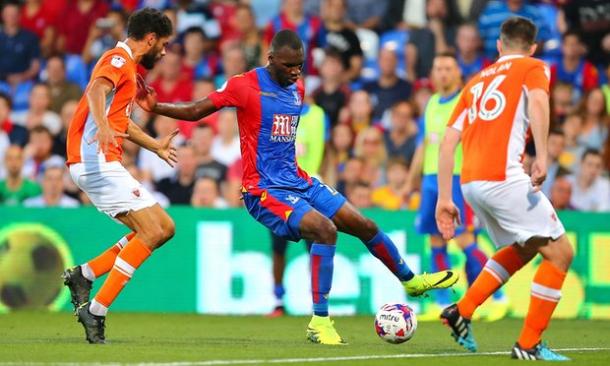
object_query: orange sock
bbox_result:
[82,232,136,280]
[518,260,566,349]
[458,245,524,319]
[89,236,152,316]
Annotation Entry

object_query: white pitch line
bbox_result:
[1,347,609,366]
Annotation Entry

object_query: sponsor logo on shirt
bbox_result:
[270,114,299,142]
[292,90,301,106]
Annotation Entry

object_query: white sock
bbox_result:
[89,299,108,317]
[80,263,96,282]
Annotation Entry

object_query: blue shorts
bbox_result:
[415,175,474,236]
[243,178,347,242]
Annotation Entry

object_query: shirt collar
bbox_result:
[497,54,525,63]
[116,41,134,60]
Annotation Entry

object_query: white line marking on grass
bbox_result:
[2,347,609,366]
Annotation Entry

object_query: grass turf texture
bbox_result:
[0,312,609,365]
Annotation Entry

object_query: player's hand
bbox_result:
[91,125,129,154]
[435,199,461,241]
[530,158,547,192]
[136,74,158,112]
[156,129,179,167]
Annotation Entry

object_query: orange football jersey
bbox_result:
[67,42,137,165]
[447,55,550,183]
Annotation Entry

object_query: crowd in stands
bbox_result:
[1,0,609,212]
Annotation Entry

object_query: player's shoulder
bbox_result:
[98,46,132,70]
[227,69,258,87]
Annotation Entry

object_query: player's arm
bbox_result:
[436,126,462,240]
[528,88,550,190]
[87,77,128,153]
[126,120,178,167]
[136,75,222,121]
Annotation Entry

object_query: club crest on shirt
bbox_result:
[271,114,299,142]
[292,90,301,106]
[111,55,126,68]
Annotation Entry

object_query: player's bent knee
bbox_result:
[363,218,378,237]
[317,218,338,244]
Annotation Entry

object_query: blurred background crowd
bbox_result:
[0,0,609,212]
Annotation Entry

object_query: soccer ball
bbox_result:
[374,303,418,344]
[0,225,69,310]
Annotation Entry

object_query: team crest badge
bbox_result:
[132,188,141,198]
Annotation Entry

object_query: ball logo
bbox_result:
[270,114,298,142]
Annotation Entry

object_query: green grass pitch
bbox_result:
[0,312,609,365]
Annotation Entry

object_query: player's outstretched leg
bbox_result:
[332,203,459,297]
[63,233,135,311]
[513,236,573,361]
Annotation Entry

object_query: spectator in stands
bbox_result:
[0,1,41,87]
[336,156,363,195]
[191,177,228,208]
[56,0,109,55]
[174,0,220,38]
[317,0,363,82]
[549,174,574,211]
[567,149,610,212]
[346,181,373,208]
[312,49,350,126]
[578,89,609,150]
[20,0,56,57]
[192,124,227,185]
[11,83,62,135]
[211,109,241,167]
[560,112,585,172]
[262,0,321,74]
[216,45,248,88]
[541,129,571,197]
[551,30,600,100]
[322,123,354,186]
[52,99,78,158]
[156,145,198,205]
[23,165,79,207]
[181,27,221,81]
[372,158,410,210]
[44,55,82,114]
[384,100,418,166]
[412,79,434,118]
[138,116,184,184]
[231,4,262,70]
[0,93,28,147]
[455,22,491,82]
[21,125,64,182]
[552,82,576,123]
[82,8,128,65]
[345,0,388,31]
[150,51,194,106]
[364,48,412,122]
[353,126,387,187]
[0,144,41,205]
[561,0,610,65]
[478,0,550,58]
[210,0,240,46]
[406,0,456,82]
[339,90,375,133]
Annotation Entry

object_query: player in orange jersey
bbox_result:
[435,17,573,360]
[61,8,174,344]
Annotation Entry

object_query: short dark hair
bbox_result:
[184,26,207,39]
[270,30,303,53]
[29,125,52,137]
[562,29,582,43]
[0,92,12,109]
[435,51,458,62]
[500,16,537,50]
[581,148,601,162]
[549,128,564,137]
[127,8,173,40]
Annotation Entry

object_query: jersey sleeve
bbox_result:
[447,93,468,132]
[524,61,550,94]
[93,53,129,89]
[207,75,248,109]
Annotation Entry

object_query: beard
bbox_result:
[140,51,160,70]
